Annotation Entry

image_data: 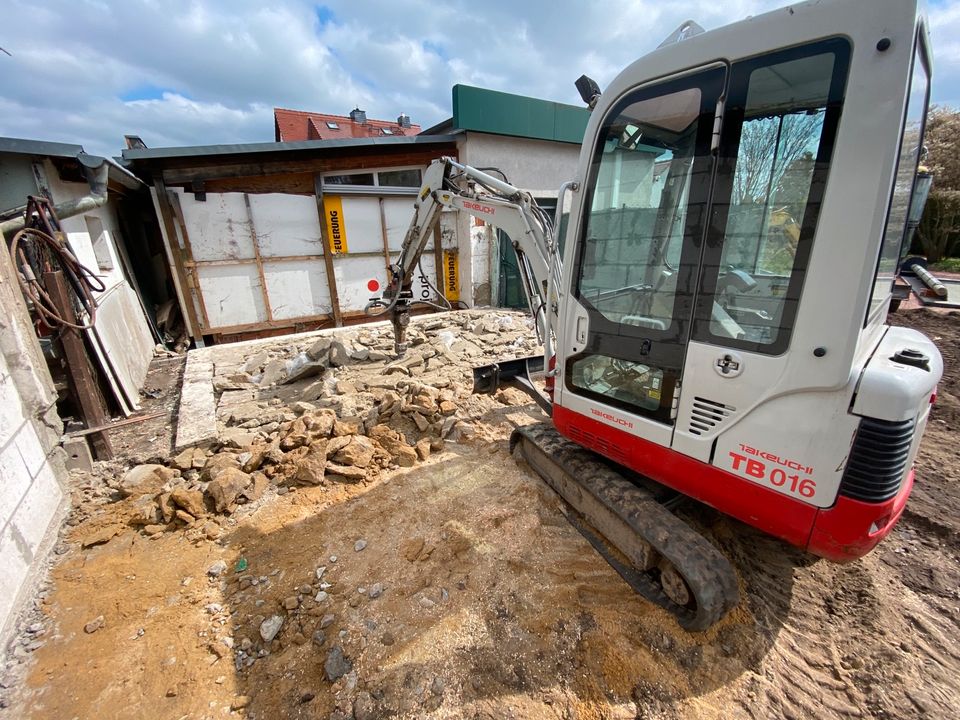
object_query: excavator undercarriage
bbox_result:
[511,423,740,631]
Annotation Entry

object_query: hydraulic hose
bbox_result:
[9,226,104,330]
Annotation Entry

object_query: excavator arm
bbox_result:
[366,157,563,363]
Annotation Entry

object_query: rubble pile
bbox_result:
[87,311,541,544]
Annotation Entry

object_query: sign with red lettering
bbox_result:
[728,444,817,500]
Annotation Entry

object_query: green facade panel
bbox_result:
[452,85,589,145]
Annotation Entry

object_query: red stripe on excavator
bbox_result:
[551,404,818,549]
[551,404,911,561]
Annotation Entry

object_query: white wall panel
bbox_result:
[339,197,382,254]
[263,259,332,320]
[383,197,420,252]
[410,254,438,304]
[178,192,255,261]
[247,194,325,258]
[334,256,386,313]
[196,264,266,328]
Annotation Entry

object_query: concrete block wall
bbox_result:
[0,233,69,646]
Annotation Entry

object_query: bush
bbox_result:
[914,190,960,263]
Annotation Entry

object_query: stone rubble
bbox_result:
[52,310,543,708]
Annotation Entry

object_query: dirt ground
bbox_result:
[2,308,958,720]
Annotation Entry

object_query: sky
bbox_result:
[2,0,960,158]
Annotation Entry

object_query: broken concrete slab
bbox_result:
[175,355,218,450]
[282,361,326,384]
[259,358,287,386]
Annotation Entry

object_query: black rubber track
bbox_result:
[511,423,740,631]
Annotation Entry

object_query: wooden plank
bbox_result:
[243,193,274,322]
[206,173,314,196]
[211,305,438,343]
[43,270,113,459]
[160,147,458,186]
[64,411,166,438]
[313,175,343,327]
[378,198,392,271]
[432,224,444,305]
[154,178,204,337]
[169,191,213,333]
[184,250,389,268]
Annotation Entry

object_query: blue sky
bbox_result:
[1,0,959,157]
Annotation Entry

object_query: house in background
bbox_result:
[274,107,421,142]
[120,85,589,345]
[123,133,459,344]
[420,84,589,308]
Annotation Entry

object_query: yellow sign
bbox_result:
[443,250,459,302]
[323,195,348,254]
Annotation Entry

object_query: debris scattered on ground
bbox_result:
[2,309,958,720]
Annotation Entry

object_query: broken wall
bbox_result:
[156,186,458,340]
[44,163,155,414]
[0,231,68,646]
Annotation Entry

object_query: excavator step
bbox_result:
[511,423,739,631]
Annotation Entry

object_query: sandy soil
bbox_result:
[2,308,958,720]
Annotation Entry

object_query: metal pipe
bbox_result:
[914,264,948,299]
[0,155,109,236]
[443,157,521,198]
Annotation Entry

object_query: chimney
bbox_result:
[397,112,411,129]
[349,107,367,124]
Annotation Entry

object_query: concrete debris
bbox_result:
[259,615,284,642]
[206,468,252,513]
[259,359,287,386]
[169,488,206,518]
[74,311,542,547]
[324,646,352,682]
[119,464,177,498]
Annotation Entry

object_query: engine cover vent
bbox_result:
[839,417,915,502]
[688,397,736,436]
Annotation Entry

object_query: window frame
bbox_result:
[691,36,852,356]
[569,66,726,346]
[320,166,424,196]
[865,29,931,325]
[565,65,727,423]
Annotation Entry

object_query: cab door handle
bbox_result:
[576,316,587,344]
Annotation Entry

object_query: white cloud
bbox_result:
[0,0,958,157]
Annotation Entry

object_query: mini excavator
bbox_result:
[366,0,942,630]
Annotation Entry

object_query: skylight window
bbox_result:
[382,128,394,135]
[326,121,339,129]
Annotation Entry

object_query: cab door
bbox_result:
[559,65,726,447]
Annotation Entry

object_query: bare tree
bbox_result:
[732,112,824,206]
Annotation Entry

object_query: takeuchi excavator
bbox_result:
[366,0,943,630]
